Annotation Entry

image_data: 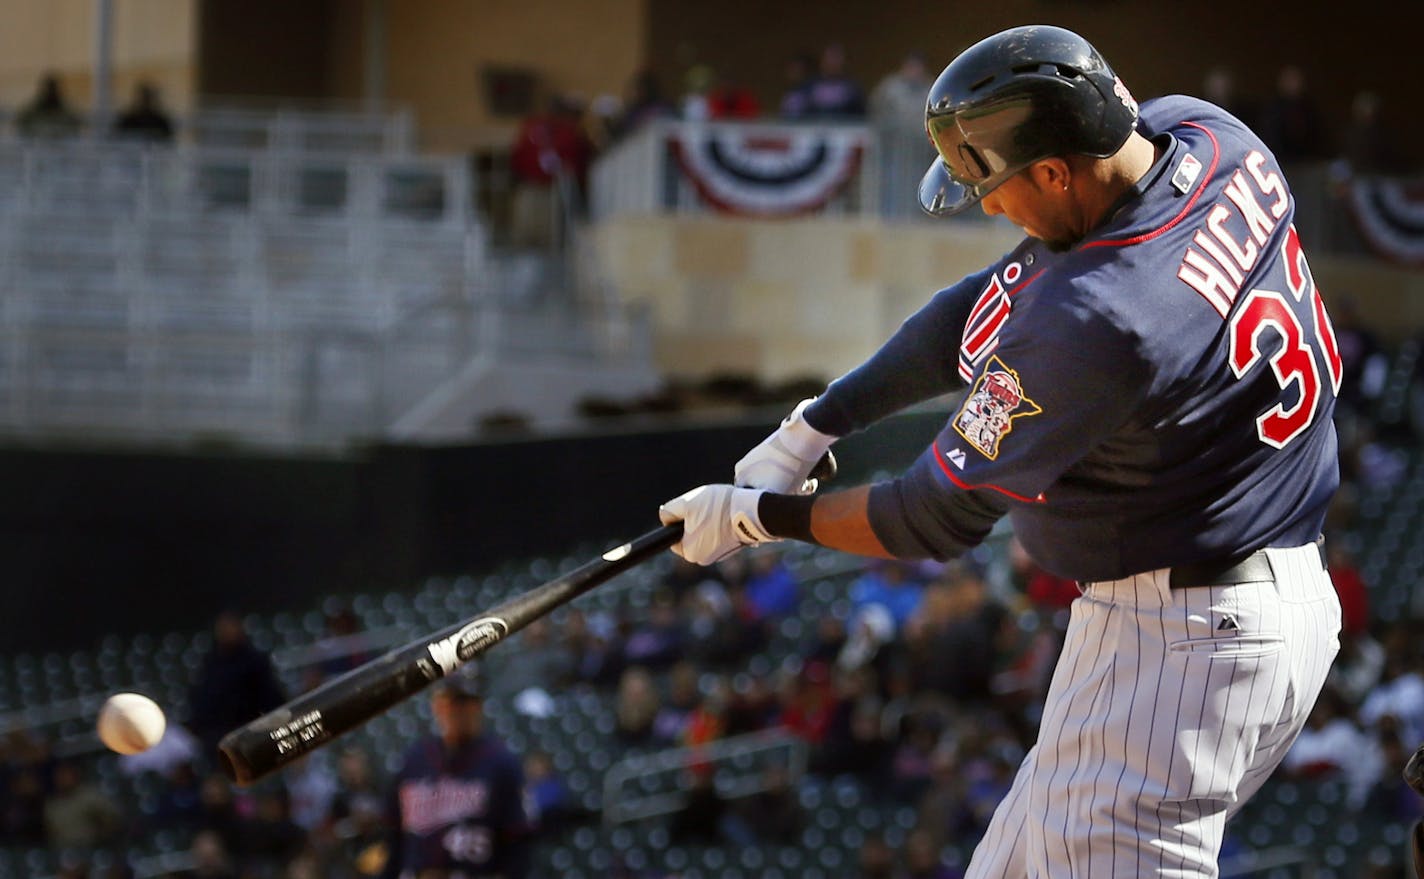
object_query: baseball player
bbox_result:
[660,24,1343,878]
[383,672,530,879]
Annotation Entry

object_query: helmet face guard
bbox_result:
[919,96,1036,217]
[917,25,1139,218]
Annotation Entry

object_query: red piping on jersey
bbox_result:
[933,442,1046,504]
[1080,121,1220,249]
[1005,268,1045,296]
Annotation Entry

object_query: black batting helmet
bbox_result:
[918,25,1139,217]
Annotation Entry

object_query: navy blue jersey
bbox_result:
[841,95,1341,581]
[385,734,530,878]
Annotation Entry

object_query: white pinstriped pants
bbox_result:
[965,542,1341,879]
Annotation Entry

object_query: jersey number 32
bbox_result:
[1228,225,1343,449]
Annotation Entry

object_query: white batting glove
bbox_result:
[658,485,777,566]
[734,398,838,495]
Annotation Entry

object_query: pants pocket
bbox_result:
[1168,634,1285,658]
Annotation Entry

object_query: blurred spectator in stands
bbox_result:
[509,92,594,247]
[1330,297,1388,425]
[805,613,849,666]
[188,610,287,760]
[1011,534,1080,613]
[727,763,804,845]
[314,602,370,679]
[1259,64,1330,163]
[614,665,661,745]
[849,559,924,632]
[1282,688,1381,808]
[838,603,896,684]
[338,796,388,878]
[44,758,121,851]
[385,671,530,879]
[919,568,1008,705]
[856,831,897,879]
[328,746,383,832]
[777,659,838,745]
[112,82,174,143]
[1,730,53,846]
[1329,628,1387,707]
[742,546,800,622]
[1,762,48,845]
[614,69,676,140]
[564,608,625,687]
[870,51,934,218]
[870,50,930,132]
[683,578,750,667]
[814,667,892,783]
[959,739,1017,836]
[1359,630,1424,747]
[1326,543,1370,636]
[152,760,204,833]
[913,746,965,850]
[236,787,306,874]
[622,590,685,669]
[779,51,817,119]
[804,43,867,119]
[1341,90,1405,175]
[683,678,732,776]
[1200,66,1258,130]
[725,672,782,736]
[905,827,961,879]
[522,749,573,832]
[1366,725,1424,822]
[890,708,944,802]
[195,772,242,854]
[503,617,573,716]
[15,72,82,139]
[681,65,761,121]
[286,750,338,833]
[652,660,700,745]
[173,828,239,879]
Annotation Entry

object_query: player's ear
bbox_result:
[1030,158,1072,193]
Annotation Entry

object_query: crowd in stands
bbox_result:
[4,457,1422,879]
[8,73,175,144]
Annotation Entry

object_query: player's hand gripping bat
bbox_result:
[217,452,836,785]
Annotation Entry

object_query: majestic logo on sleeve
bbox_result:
[953,356,1041,460]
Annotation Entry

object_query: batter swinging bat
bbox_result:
[218,452,836,785]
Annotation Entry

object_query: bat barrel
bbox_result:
[218,524,682,785]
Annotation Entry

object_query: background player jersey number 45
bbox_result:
[1228,224,1343,449]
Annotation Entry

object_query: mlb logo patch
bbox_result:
[1172,153,1202,194]
[953,356,1041,460]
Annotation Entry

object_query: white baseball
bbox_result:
[97,692,166,755]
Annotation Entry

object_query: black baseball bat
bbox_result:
[218,452,836,785]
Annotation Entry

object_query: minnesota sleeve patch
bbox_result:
[953,356,1042,459]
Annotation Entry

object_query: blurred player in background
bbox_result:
[383,671,529,879]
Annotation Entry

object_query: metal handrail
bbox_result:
[602,728,808,825]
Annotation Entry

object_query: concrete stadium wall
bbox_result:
[589,214,1424,385]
